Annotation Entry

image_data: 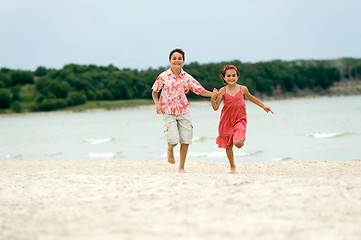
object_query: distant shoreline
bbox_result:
[1,89,360,117]
[258,80,361,101]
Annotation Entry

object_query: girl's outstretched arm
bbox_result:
[211,87,225,111]
[241,86,274,114]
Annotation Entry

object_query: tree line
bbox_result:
[1,58,360,112]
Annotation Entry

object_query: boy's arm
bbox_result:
[242,86,274,114]
[200,89,214,98]
[152,91,164,114]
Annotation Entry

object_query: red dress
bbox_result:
[216,88,247,148]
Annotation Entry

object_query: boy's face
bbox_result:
[169,52,184,71]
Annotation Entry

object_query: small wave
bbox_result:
[5,154,23,160]
[237,150,263,157]
[305,132,350,139]
[43,152,63,157]
[188,151,225,158]
[192,136,208,142]
[271,157,292,161]
[85,138,115,144]
[88,152,121,159]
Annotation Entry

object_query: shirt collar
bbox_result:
[167,68,186,77]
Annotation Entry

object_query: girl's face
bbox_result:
[223,69,239,85]
[169,52,184,71]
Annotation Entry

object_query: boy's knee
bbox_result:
[168,143,178,149]
[234,140,244,148]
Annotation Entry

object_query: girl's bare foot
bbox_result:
[167,148,175,164]
[229,167,237,174]
[179,168,188,173]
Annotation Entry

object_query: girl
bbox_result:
[152,49,215,173]
[211,65,274,173]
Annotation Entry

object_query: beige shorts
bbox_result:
[163,112,193,145]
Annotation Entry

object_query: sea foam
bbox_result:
[85,138,115,144]
[88,152,116,159]
[305,132,350,139]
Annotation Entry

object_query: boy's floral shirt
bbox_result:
[152,68,205,115]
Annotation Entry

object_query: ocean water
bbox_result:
[1,95,360,162]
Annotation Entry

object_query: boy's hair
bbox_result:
[220,65,240,85]
[169,48,185,60]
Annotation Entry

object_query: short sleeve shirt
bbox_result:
[152,68,205,115]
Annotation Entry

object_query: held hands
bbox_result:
[263,106,274,114]
[212,88,219,98]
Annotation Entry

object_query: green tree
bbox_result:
[0,72,11,88]
[35,66,49,77]
[95,89,114,100]
[66,92,86,106]
[11,101,22,113]
[49,81,71,98]
[0,88,12,109]
[38,98,67,111]
[36,77,52,95]
[11,71,34,85]
[10,85,21,101]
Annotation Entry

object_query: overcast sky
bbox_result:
[1,0,360,71]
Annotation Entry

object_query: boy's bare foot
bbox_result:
[179,168,188,173]
[229,167,237,174]
[167,148,175,164]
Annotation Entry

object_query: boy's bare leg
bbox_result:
[179,144,189,173]
[167,143,177,164]
[226,144,237,174]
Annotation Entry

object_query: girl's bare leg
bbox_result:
[226,143,237,173]
[167,143,177,164]
[179,144,189,173]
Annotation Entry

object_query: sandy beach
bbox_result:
[1,160,360,240]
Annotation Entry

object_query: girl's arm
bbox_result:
[241,86,274,114]
[211,87,225,111]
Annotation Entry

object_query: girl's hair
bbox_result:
[169,48,185,60]
[220,65,239,85]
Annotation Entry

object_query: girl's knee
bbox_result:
[234,140,244,148]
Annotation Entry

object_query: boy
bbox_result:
[151,48,215,173]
